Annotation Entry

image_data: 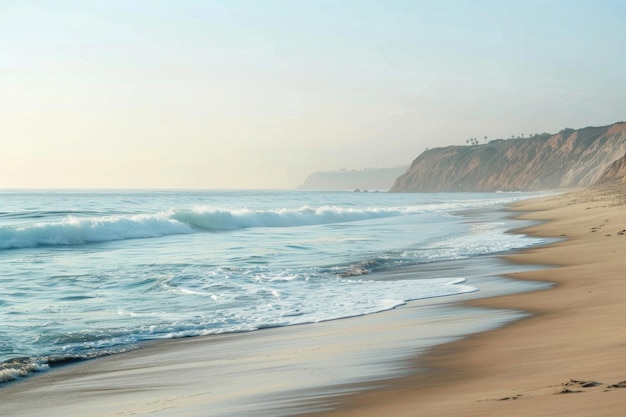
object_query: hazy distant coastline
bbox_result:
[297,166,408,191]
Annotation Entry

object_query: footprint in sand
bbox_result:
[607,380,626,389]
[555,379,602,394]
[497,394,522,401]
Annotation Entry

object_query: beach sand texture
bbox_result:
[302,181,626,417]
[2,182,626,416]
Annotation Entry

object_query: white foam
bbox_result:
[0,359,48,383]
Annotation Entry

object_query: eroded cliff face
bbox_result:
[597,151,626,183]
[390,122,626,192]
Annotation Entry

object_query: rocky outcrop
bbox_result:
[298,166,407,191]
[390,122,626,192]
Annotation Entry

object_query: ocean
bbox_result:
[0,189,549,384]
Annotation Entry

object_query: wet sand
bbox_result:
[300,181,626,416]
[3,182,626,416]
[0,257,543,417]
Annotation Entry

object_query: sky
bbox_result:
[2,0,626,189]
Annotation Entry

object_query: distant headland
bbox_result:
[391,122,626,192]
[297,166,408,191]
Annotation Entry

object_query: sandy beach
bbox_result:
[301,181,626,417]
[2,182,626,416]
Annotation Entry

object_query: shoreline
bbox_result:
[0,257,545,417]
[298,181,626,416]
[4,185,625,415]
[0,201,549,416]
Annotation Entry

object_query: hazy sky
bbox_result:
[2,1,626,189]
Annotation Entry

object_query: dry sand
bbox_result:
[2,182,626,416]
[300,181,626,417]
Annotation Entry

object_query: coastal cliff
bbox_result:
[390,122,626,192]
[597,151,626,183]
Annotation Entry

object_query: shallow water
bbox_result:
[0,189,549,383]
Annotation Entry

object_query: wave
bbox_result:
[172,205,410,230]
[0,193,538,251]
[0,272,477,384]
[0,205,416,250]
[0,346,139,384]
[0,213,194,250]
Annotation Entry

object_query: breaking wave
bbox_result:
[0,205,417,250]
[0,213,194,249]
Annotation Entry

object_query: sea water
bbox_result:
[0,189,548,383]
